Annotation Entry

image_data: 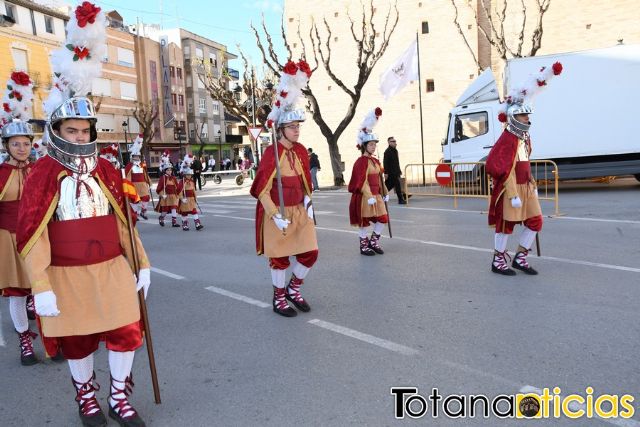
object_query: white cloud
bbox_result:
[244,0,283,13]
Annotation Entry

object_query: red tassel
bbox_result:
[375,107,382,117]
[498,112,507,123]
[552,62,563,75]
[537,80,546,87]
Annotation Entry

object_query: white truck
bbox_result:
[442,44,640,182]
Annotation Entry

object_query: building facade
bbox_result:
[0,0,67,125]
[284,0,640,186]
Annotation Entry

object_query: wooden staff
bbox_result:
[379,171,392,238]
[535,233,541,257]
[117,147,162,404]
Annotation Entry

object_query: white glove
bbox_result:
[34,291,60,317]
[181,198,188,203]
[272,213,290,231]
[383,195,389,202]
[511,196,522,208]
[136,268,151,299]
[162,194,167,199]
[303,195,314,220]
[367,197,377,206]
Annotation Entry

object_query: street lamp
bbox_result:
[174,124,184,159]
[122,120,129,163]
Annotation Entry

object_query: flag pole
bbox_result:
[416,31,426,186]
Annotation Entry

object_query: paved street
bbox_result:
[1,178,639,426]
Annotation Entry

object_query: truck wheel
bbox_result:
[235,175,244,186]
[214,174,222,184]
[635,173,640,183]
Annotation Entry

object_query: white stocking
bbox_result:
[494,233,509,252]
[372,222,385,235]
[9,296,28,333]
[292,262,310,280]
[270,268,286,288]
[519,227,537,251]
[171,208,177,218]
[358,227,369,238]
[109,350,136,417]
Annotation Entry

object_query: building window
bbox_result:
[178,94,184,106]
[5,4,16,22]
[44,16,54,34]
[91,78,111,96]
[11,48,28,71]
[179,120,186,131]
[186,75,192,87]
[197,76,205,89]
[188,123,195,138]
[426,79,435,92]
[170,66,175,77]
[187,101,193,113]
[177,67,182,79]
[183,45,190,56]
[171,93,177,105]
[195,47,204,58]
[453,112,488,142]
[422,21,429,34]
[120,82,137,100]
[199,98,206,114]
[117,47,134,67]
[212,102,219,115]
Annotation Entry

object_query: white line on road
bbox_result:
[308,319,420,356]
[519,386,640,427]
[150,267,185,280]
[205,286,271,309]
[556,216,640,225]
[0,309,5,347]
[211,215,640,274]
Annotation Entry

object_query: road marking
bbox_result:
[308,319,419,356]
[0,310,5,347]
[150,267,185,280]
[205,286,271,309]
[210,215,640,274]
[557,216,640,225]
[519,386,640,427]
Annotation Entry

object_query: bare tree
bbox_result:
[193,120,208,159]
[252,1,399,186]
[199,50,276,130]
[131,101,159,150]
[451,0,552,69]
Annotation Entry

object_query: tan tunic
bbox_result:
[0,168,30,290]
[502,139,542,222]
[258,149,318,258]
[126,166,151,199]
[359,158,388,219]
[179,179,197,214]
[25,200,150,338]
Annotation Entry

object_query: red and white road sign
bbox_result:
[435,163,453,186]
[248,127,262,142]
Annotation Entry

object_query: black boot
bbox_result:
[73,372,107,427]
[285,274,310,312]
[360,237,375,256]
[491,251,516,276]
[273,286,297,317]
[108,375,146,426]
[17,329,38,366]
[512,249,539,275]
[398,192,407,204]
[369,232,384,254]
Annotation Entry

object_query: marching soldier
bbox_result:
[17,4,152,425]
[487,61,563,275]
[155,151,180,227]
[177,154,203,231]
[348,108,390,256]
[125,135,151,220]
[250,59,318,317]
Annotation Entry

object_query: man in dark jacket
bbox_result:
[192,156,203,190]
[308,147,321,191]
[383,136,407,204]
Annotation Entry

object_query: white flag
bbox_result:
[379,39,419,101]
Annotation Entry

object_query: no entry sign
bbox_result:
[435,163,453,186]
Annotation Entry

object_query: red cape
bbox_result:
[486,130,523,228]
[17,156,128,256]
[348,155,382,226]
[0,162,31,199]
[250,141,312,255]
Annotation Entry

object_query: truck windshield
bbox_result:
[454,111,488,142]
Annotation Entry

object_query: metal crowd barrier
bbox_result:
[402,160,560,216]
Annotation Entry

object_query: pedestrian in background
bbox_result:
[308,147,321,191]
[383,136,407,204]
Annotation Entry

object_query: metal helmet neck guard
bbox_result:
[47,97,98,174]
[506,102,533,140]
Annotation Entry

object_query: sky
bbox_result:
[92,0,287,78]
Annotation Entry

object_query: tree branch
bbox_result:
[450,0,481,71]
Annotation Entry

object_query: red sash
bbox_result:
[515,161,532,184]
[0,200,19,233]
[47,215,123,266]
[185,190,195,198]
[367,173,381,195]
[130,173,146,183]
[269,175,304,206]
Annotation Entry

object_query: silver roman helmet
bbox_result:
[47,96,98,174]
[1,119,34,143]
[359,133,379,145]
[506,102,533,139]
[277,108,306,128]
